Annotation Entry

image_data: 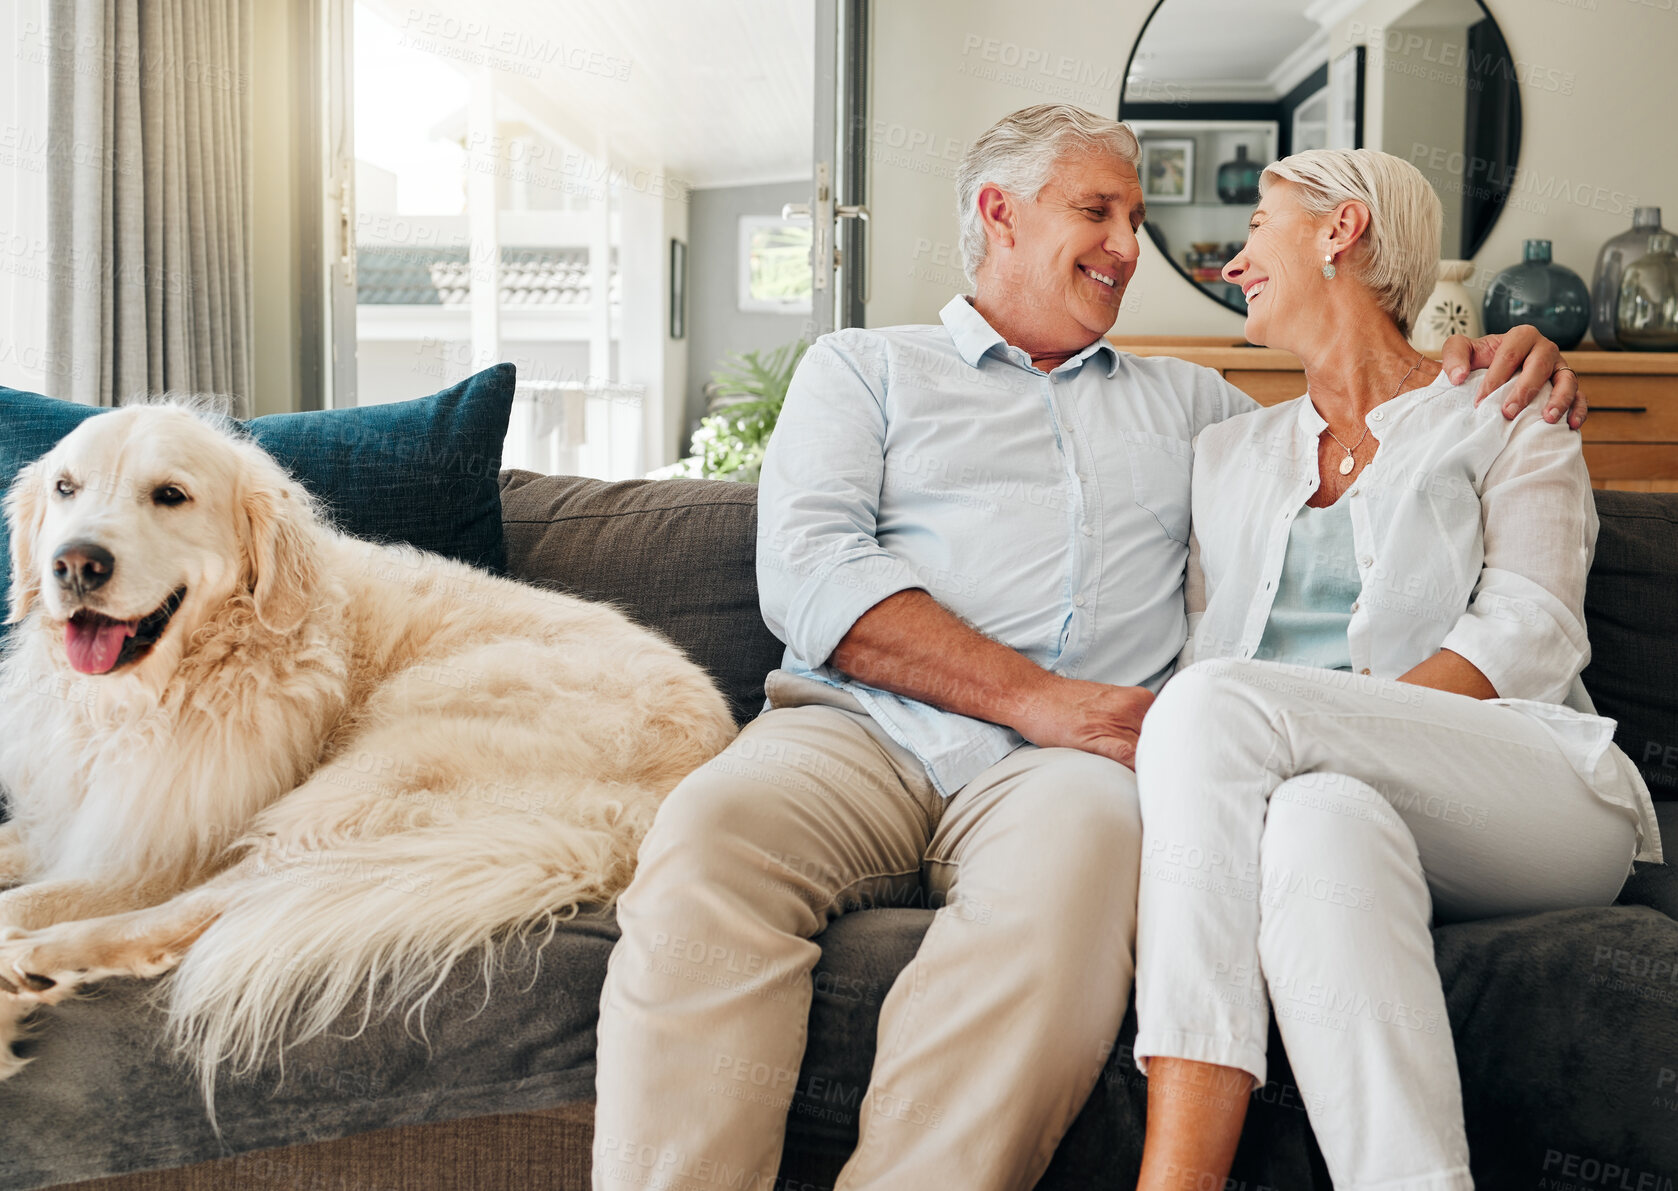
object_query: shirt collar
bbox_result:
[939,295,1122,378]
[1295,396,1328,436]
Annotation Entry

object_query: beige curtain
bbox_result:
[46,0,253,412]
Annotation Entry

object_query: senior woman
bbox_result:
[1129,148,1662,1190]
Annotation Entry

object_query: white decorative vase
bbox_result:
[1411,260,1483,351]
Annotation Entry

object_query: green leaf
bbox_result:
[659,338,811,481]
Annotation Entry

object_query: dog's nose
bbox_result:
[52,540,116,595]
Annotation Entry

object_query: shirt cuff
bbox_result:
[1439,605,1581,703]
[784,553,926,668]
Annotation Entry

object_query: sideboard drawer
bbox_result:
[1583,444,1678,481]
[1579,376,1678,442]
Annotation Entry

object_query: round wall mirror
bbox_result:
[1120,0,1521,315]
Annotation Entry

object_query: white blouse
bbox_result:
[1182,368,1661,863]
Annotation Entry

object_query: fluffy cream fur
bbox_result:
[0,402,735,1111]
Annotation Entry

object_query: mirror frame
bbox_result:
[1118,0,1523,315]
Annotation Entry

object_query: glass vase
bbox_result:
[1591,207,1669,349]
[1217,145,1261,205]
[1482,240,1591,351]
[1615,233,1678,352]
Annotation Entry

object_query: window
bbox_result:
[738,216,813,314]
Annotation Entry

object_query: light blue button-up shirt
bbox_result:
[756,295,1254,796]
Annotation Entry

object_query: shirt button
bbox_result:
[1359,555,1373,568]
[1350,601,1360,612]
[1372,411,1385,421]
[1347,488,1359,497]
[1081,524,1093,536]
[1360,667,1372,675]
[1074,594,1086,607]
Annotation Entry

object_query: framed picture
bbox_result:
[1140,138,1195,204]
[669,238,687,339]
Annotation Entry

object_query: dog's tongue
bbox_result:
[65,614,137,674]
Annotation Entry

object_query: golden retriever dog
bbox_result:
[0,400,735,1104]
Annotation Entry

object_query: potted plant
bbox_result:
[654,340,809,482]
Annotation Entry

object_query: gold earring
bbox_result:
[1322,253,1337,280]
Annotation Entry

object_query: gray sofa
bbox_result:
[4,471,1676,1191]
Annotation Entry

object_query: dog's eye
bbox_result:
[152,485,190,507]
[54,479,75,498]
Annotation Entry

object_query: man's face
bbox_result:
[981,153,1146,348]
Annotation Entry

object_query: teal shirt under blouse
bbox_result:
[1255,499,1360,671]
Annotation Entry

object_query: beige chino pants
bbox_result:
[593,672,1142,1191]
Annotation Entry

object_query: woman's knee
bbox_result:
[1135,662,1288,813]
[1259,777,1423,907]
[1138,661,1274,763]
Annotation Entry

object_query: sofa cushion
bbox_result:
[0,366,516,627]
[1,906,1675,1189]
[498,470,786,725]
[0,912,620,1191]
[244,365,516,574]
[1583,491,1678,801]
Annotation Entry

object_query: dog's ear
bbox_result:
[240,467,321,634]
[4,459,49,624]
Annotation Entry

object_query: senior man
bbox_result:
[593,104,1580,1191]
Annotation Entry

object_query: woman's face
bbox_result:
[1221,181,1330,350]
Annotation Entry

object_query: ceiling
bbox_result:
[363,0,813,191]
[1124,0,1325,102]
[1123,0,1487,104]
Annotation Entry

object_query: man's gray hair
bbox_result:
[955,104,1141,286]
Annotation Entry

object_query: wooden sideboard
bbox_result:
[1108,336,1678,492]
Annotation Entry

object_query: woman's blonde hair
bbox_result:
[1260,149,1443,337]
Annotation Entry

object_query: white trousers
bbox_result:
[1133,659,1641,1191]
[594,675,1142,1191]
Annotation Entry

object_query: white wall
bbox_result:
[685,179,813,433]
[617,176,691,471]
[866,0,1678,339]
[1378,23,1470,257]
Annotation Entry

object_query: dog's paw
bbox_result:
[0,1002,35,1081]
[0,933,86,1005]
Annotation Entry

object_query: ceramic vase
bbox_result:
[1412,260,1483,351]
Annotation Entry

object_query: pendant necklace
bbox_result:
[1323,355,1424,476]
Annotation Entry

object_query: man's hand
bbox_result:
[1440,326,1586,429]
[1011,675,1156,770]
[832,590,1155,768]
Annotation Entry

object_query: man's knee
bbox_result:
[1004,755,1142,891]
[632,753,805,889]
